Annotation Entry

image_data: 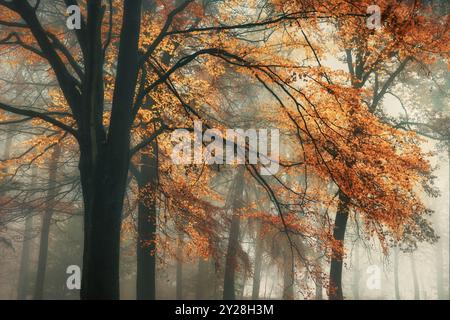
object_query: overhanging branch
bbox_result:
[0,102,78,139]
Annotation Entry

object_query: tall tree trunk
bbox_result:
[448,143,450,298]
[282,249,295,300]
[176,233,183,300]
[223,215,241,300]
[251,220,263,300]
[195,258,208,299]
[17,212,34,299]
[223,168,245,300]
[238,272,248,299]
[17,166,36,300]
[315,272,323,300]
[410,253,420,300]
[394,246,400,300]
[329,191,350,300]
[79,0,142,300]
[136,142,158,300]
[352,240,360,300]
[34,145,61,300]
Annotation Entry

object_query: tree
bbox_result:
[323,0,449,299]
[223,167,245,300]
[34,144,61,299]
[1,0,447,300]
[135,143,158,300]
[0,0,144,299]
[0,0,322,299]
[251,219,264,300]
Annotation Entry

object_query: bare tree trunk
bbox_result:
[329,191,350,300]
[410,253,420,300]
[223,168,245,300]
[34,145,61,300]
[394,246,400,300]
[251,220,263,300]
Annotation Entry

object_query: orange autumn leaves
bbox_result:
[0,1,447,270]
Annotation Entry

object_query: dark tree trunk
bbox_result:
[329,191,350,300]
[80,0,142,300]
[80,151,131,300]
[136,142,158,300]
[223,214,241,300]
[34,145,61,300]
[223,169,245,300]
[251,220,263,300]
[394,246,400,300]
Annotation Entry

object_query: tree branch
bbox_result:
[0,102,78,139]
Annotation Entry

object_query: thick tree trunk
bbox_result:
[251,220,264,300]
[394,246,400,300]
[80,158,129,300]
[223,169,245,300]
[80,0,142,300]
[329,191,350,300]
[410,253,420,300]
[136,143,158,300]
[34,145,61,300]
